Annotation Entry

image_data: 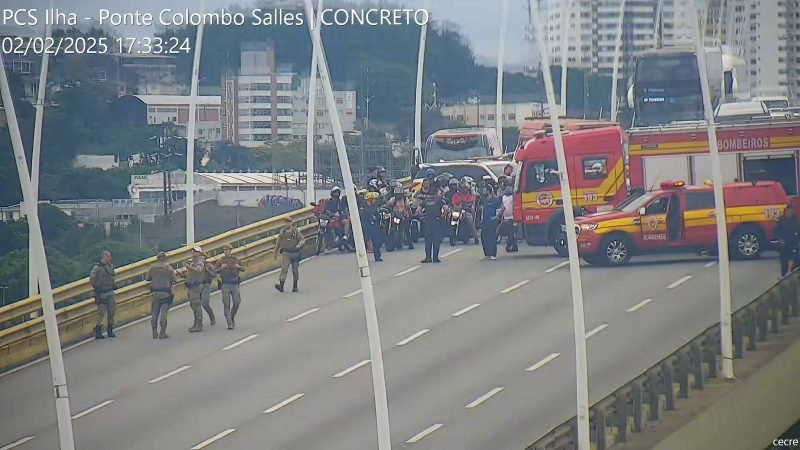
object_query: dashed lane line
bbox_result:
[394,266,421,277]
[332,359,371,378]
[451,303,481,317]
[526,353,561,372]
[585,324,609,339]
[286,308,320,322]
[406,424,444,444]
[545,261,570,273]
[396,329,430,346]
[500,279,530,294]
[342,289,362,299]
[190,428,237,449]
[626,298,653,313]
[465,387,504,409]
[71,400,114,420]
[0,436,36,450]
[667,275,693,289]
[440,248,463,258]
[147,365,191,384]
[263,394,304,414]
[704,261,717,267]
[222,334,260,351]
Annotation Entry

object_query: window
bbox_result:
[582,157,608,180]
[523,160,560,192]
[645,195,671,215]
[11,61,31,74]
[336,98,343,104]
[508,113,516,120]
[685,192,715,210]
[488,114,495,121]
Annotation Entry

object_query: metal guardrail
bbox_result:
[527,271,800,450]
[0,207,319,372]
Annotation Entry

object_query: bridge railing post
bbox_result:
[746,307,757,351]
[632,380,644,432]
[646,371,661,421]
[757,300,769,341]
[732,315,744,358]
[770,290,780,334]
[691,343,704,390]
[662,361,675,411]
[677,352,691,399]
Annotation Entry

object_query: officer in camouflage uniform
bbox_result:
[146,251,177,339]
[274,217,305,293]
[216,243,245,329]
[182,246,208,332]
[90,250,116,339]
[199,256,217,327]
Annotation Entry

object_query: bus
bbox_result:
[418,128,501,164]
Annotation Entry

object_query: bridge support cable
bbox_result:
[559,0,570,117]
[0,52,76,450]
[28,0,53,300]
[529,3,591,450]
[304,1,392,449]
[653,0,664,49]
[496,0,508,149]
[610,0,627,123]
[690,0,735,381]
[186,0,206,245]
[305,0,324,205]
[414,0,431,164]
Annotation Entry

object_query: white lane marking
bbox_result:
[465,387,504,409]
[585,324,609,339]
[626,298,653,313]
[396,329,430,346]
[332,359,371,378]
[342,289,362,298]
[452,303,481,317]
[526,352,561,372]
[191,428,237,449]
[263,394,304,413]
[500,279,530,294]
[222,334,260,351]
[704,260,717,267]
[394,265,421,277]
[406,424,444,444]
[545,261,570,273]
[147,365,191,384]
[286,308,320,322]
[0,436,36,450]
[71,399,114,420]
[667,275,692,289]
[440,248,463,258]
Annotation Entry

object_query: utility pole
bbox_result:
[496,0,508,150]
[530,3,591,449]
[559,0,571,117]
[306,0,324,205]
[185,0,206,245]
[304,1,392,448]
[0,50,76,450]
[610,0,627,123]
[414,0,432,164]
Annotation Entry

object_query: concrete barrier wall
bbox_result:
[652,339,800,450]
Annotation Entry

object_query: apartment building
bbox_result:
[291,77,357,143]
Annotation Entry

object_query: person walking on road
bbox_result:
[275,217,305,293]
[775,204,800,276]
[146,252,177,339]
[199,254,217,327]
[182,246,209,332]
[217,244,244,329]
[419,183,447,263]
[361,192,385,262]
[499,187,519,252]
[480,185,501,260]
[90,250,116,339]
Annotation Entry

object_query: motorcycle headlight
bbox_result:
[452,211,461,218]
[319,219,328,226]
[579,223,598,231]
[393,218,401,224]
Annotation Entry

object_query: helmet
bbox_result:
[331,186,341,195]
[365,192,380,202]
[461,176,474,185]
[448,178,459,187]
[374,166,386,174]
[425,168,436,179]
[356,188,367,197]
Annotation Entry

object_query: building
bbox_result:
[222,42,296,147]
[72,154,120,170]
[440,102,548,129]
[291,77,358,143]
[118,54,182,95]
[131,94,223,143]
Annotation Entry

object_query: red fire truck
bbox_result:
[515,118,614,153]
[627,115,800,207]
[513,126,628,255]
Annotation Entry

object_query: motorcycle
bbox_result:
[408,208,422,244]
[385,212,406,252]
[314,211,348,255]
[449,202,475,246]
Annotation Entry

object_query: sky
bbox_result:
[1,0,532,67]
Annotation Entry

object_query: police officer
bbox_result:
[775,204,800,276]
[199,253,217,327]
[146,252,177,339]
[362,192,385,262]
[90,250,116,339]
[274,217,305,293]
[420,185,447,263]
[217,244,245,329]
[182,246,208,332]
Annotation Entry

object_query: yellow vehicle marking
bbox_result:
[628,136,800,156]
[519,159,625,210]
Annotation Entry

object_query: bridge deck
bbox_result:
[0,246,777,450]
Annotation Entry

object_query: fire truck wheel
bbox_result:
[600,234,632,266]
[731,226,763,260]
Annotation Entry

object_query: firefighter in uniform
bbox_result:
[146,252,177,339]
[274,217,305,293]
[182,246,208,332]
[217,243,245,329]
[90,250,116,339]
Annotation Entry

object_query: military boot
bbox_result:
[107,324,116,338]
[274,281,285,293]
[152,327,158,339]
[188,320,203,332]
[158,326,169,339]
[226,315,233,330]
[292,278,299,293]
[94,325,105,340]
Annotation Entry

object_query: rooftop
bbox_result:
[132,95,221,106]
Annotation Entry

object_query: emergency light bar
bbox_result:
[660,181,686,189]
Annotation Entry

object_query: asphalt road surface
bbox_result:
[0,244,780,450]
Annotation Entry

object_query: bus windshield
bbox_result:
[426,134,492,162]
[634,53,704,126]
